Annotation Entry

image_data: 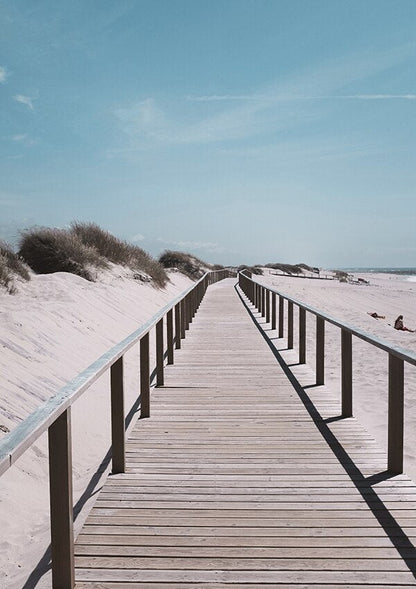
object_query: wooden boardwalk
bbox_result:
[75,278,416,588]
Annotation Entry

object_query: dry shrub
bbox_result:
[18,223,168,288]
[71,222,132,265]
[19,228,107,281]
[125,244,168,288]
[159,250,210,280]
[0,241,30,281]
[0,254,12,291]
[72,222,168,287]
[238,265,263,275]
[265,262,303,274]
[0,242,30,293]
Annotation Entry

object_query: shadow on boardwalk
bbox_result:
[235,283,416,579]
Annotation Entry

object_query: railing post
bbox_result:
[271,292,276,330]
[279,296,284,338]
[316,316,325,385]
[110,356,125,473]
[266,290,270,324]
[180,299,186,338]
[175,303,181,349]
[388,354,404,474]
[156,318,164,386]
[48,409,75,589]
[190,290,195,322]
[140,333,150,418]
[185,294,191,330]
[341,329,353,417]
[261,288,266,317]
[288,301,294,349]
[299,307,306,364]
[167,309,174,364]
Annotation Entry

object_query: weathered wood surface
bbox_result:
[75,278,416,587]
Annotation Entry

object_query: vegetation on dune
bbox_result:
[238,265,263,275]
[71,222,168,287]
[19,227,107,281]
[265,262,319,275]
[211,264,225,270]
[0,241,31,293]
[333,269,350,282]
[18,224,168,287]
[297,263,320,274]
[159,250,213,280]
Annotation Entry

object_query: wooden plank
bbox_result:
[76,569,416,583]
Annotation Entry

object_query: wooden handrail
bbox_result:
[238,271,415,476]
[0,268,233,588]
[239,272,416,365]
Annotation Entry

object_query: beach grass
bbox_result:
[18,223,169,287]
[159,250,212,279]
[0,241,30,293]
[238,264,263,275]
[71,222,168,287]
[19,227,107,281]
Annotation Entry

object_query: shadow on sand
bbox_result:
[235,283,416,579]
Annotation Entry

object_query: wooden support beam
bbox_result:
[180,299,186,338]
[271,292,276,330]
[341,329,353,417]
[299,307,306,364]
[316,316,325,385]
[175,303,181,350]
[110,356,125,473]
[167,309,174,364]
[266,290,270,324]
[140,333,150,418]
[156,318,164,386]
[388,354,404,474]
[279,296,284,338]
[48,409,75,589]
[288,301,294,349]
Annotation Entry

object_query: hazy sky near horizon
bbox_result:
[1,0,416,267]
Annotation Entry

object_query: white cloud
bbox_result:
[12,134,28,142]
[115,98,166,138]
[14,95,35,110]
[115,43,416,147]
[0,66,7,84]
[11,133,36,146]
[188,93,416,102]
[157,238,223,253]
[131,233,145,242]
[187,94,265,102]
[348,94,416,100]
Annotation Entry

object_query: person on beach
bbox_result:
[368,312,385,319]
[394,315,415,332]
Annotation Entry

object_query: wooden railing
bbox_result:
[0,268,233,588]
[238,271,416,477]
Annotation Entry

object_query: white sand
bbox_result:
[257,269,416,480]
[0,265,193,588]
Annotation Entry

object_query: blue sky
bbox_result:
[1,0,416,267]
